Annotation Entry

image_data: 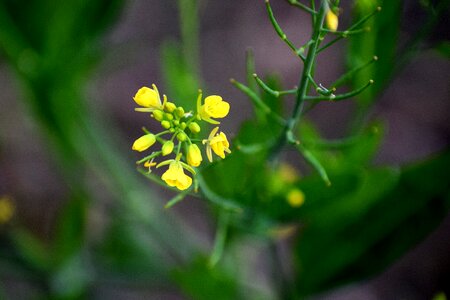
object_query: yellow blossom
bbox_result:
[202,127,231,162]
[187,144,202,167]
[286,188,305,208]
[133,84,164,109]
[161,161,193,190]
[132,134,156,152]
[326,9,338,32]
[0,196,15,224]
[197,92,230,124]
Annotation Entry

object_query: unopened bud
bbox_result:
[175,107,185,118]
[152,110,164,121]
[162,141,174,156]
[165,102,176,113]
[161,120,171,129]
[177,132,187,142]
[189,122,201,133]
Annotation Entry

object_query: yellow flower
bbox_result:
[187,144,202,167]
[133,84,164,109]
[202,127,231,162]
[144,159,157,172]
[161,161,193,190]
[0,196,15,224]
[197,92,230,124]
[132,134,156,152]
[326,9,338,32]
[286,188,305,208]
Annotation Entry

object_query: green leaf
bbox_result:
[293,150,450,296]
[53,193,88,264]
[160,40,199,111]
[172,257,241,300]
[11,229,50,273]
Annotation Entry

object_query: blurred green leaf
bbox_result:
[435,41,450,58]
[294,150,450,296]
[11,229,50,273]
[348,0,402,104]
[172,257,242,300]
[53,194,88,264]
[161,40,199,110]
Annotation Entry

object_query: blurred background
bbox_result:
[0,0,449,299]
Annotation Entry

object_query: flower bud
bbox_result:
[165,113,174,121]
[153,110,164,121]
[175,107,185,118]
[189,122,201,133]
[286,188,305,208]
[187,144,202,167]
[173,120,180,126]
[177,132,187,142]
[132,134,156,152]
[180,122,187,130]
[326,9,338,32]
[162,141,174,156]
[161,120,171,129]
[165,102,176,113]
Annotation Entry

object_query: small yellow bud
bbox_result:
[188,122,201,133]
[326,9,339,32]
[0,196,15,224]
[187,144,202,167]
[165,113,174,121]
[173,120,180,126]
[161,120,171,129]
[162,141,174,156]
[153,110,164,121]
[286,188,305,208]
[175,107,185,118]
[165,102,176,113]
[177,132,187,142]
[180,122,187,130]
[132,134,156,152]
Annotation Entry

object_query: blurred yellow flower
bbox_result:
[132,134,156,152]
[198,94,230,124]
[286,188,305,208]
[0,196,15,224]
[187,144,202,167]
[133,84,163,109]
[203,127,231,162]
[326,9,338,32]
[161,161,192,190]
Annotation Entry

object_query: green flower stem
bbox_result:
[208,211,230,267]
[286,0,317,15]
[253,73,297,98]
[305,80,374,102]
[136,151,162,164]
[165,190,190,209]
[321,27,370,36]
[317,6,381,54]
[284,1,327,143]
[331,56,378,89]
[265,0,306,62]
[230,78,286,126]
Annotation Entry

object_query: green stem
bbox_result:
[277,1,327,148]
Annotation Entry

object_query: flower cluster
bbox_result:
[132,84,231,190]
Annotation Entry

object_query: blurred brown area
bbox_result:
[1,0,449,298]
